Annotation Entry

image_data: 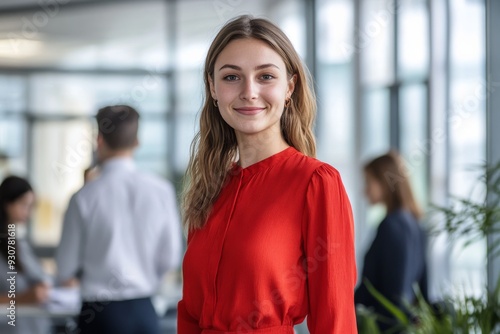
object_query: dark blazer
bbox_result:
[355,209,428,331]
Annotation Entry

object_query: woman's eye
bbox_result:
[261,74,274,80]
[223,75,238,81]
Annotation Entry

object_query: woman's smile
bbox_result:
[233,106,266,115]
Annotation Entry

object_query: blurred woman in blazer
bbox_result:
[355,151,428,332]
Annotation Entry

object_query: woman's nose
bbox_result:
[239,78,258,101]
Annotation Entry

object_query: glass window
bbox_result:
[316,63,354,174]
[361,88,390,160]
[31,119,94,246]
[0,116,27,177]
[397,0,429,79]
[399,84,428,208]
[0,116,24,159]
[0,75,26,113]
[135,118,169,177]
[448,0,486,297]
[29,74,168,115]
[316,0,355,178]
[176,68,204,114]
[317,0,354,64]
[136,119,168,159]
[174,113,199,173]
[360,0,395,86]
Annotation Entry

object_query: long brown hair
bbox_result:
[364,151,423,220]
[182,15,317,231]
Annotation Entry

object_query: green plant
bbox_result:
[452,277,500,334]
[362,278,500,333]
[356,303,382,334]
[431,161,500,257]
[428,161,500,332]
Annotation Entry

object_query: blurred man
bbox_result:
[56,105,181,334]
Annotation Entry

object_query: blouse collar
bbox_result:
[231,146,298,177]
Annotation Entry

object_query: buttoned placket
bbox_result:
[204,168,245,323]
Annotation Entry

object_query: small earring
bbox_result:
[213,99,218,107]
[284,97,292,110]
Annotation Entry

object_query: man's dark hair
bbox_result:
[96,105,140,150]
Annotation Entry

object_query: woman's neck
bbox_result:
[236,131,289,168]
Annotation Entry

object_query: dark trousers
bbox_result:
[78,297,161,334]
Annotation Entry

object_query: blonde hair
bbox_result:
[364,151,423,220]
[182,15,317,231]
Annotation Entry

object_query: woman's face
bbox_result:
[364,172,384,205]
[5,191,35,224]
[209,38,295,139]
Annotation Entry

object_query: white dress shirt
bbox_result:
[55,157,182,302]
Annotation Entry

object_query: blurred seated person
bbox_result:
[0,176,51,334]
[355,151,428,332]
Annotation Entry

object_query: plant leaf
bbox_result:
[363,279,410,326]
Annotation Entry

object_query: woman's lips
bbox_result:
[233,107,265,115]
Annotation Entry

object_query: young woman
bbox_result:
[355,151,428,332]
[178,15,357,333]
[0,176,51,334]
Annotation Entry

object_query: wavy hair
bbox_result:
[182,15,317,231]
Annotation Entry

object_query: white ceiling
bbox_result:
[0,1,168,69]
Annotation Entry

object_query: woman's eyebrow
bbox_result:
[218,63,280,71]
[255,63,280,70]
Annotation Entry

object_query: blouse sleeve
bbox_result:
[302,164,357,334]
[177,231,202,334]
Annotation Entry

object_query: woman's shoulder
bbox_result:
[379,210,423,238]
[281,152,348,199]
[286,148,342,179]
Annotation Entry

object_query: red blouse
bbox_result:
[178,147,357,334]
